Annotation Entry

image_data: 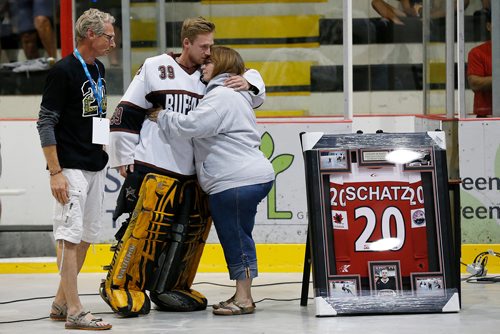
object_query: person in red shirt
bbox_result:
[467,9,492,117]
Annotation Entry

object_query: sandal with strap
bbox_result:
[65,311,112,330]
[49,302,67,321]
[212,301,256,316]
[213,296,256,310]
[212,296,235,310]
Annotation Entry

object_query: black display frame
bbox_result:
[301,132,460,316]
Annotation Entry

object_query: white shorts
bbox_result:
[53,168,106,244]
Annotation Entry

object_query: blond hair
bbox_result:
[210,45,245,78]
[75,8,115,43]
[181,17,215,43]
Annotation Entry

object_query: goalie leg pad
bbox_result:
[150,289,208,312]
[148,180,213,312]
[101,173,183,316]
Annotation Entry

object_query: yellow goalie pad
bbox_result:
[100,173,211,316]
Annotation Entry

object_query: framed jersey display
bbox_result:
[301,132,460,316]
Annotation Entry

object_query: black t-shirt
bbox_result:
[41,54,109,171]
[376,277,396,291]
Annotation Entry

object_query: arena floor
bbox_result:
[0,272,499,333]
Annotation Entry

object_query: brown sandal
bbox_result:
[212,296,235,310]
[213,296,256,310]
[212,301,255,316]
[65,311,112,330]
[49,302,67,321]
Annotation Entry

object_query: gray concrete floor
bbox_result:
[0,273,499,333]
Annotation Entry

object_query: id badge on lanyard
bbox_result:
[92,117,110,145]
[74,48,109,145]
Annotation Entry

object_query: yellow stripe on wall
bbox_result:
[130,20,157,42]
[203,0,326,4]
[128,16,320,48]
[245,61,313,87]
[199,244,306,273]
[428,62,446,84]
[129,61,313,95]
[2,244,499,274]
[210,15,320,40]
[255,110,307,117]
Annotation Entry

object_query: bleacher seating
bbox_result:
[0,0,491,116]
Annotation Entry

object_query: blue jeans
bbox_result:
[209,181,274,280]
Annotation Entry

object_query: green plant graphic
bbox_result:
[260,132,294,219]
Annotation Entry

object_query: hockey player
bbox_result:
[101,17,265,316]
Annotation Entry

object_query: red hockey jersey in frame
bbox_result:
[329,163,429,277]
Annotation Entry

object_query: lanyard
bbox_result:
[73,48,104,116]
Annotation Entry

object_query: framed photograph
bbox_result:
[319,150,350,171]
[404,148,435,170]
[301,132,460,316]
[411,273,445,297]
[368,261,402,296]
[328,275,361,298]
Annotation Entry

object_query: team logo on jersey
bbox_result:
[411,208,426,228]
[338,264,351,273]
[165,93,201,115]
[331,210,348,230]
[125,186,137,202]
[81,79,107,117]
[110,106,123,125]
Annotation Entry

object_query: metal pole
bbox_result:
[457,0,465,118]
[343,0,353,120]
[121,0,131,90]
[422,0,431,114]
[445,0,455,118]
[157,0,166,53]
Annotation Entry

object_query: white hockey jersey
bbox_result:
[109,53,265,175]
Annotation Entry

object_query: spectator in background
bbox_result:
[427,0,471,18]
[372,0,423,25]
[467,9,492,117]
[8,0,57,61]
[482,0,490,9]
[371,0,470,25]
[475,0,490,14]
[0,0,17,63]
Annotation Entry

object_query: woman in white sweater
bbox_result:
[150,45,275,315]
